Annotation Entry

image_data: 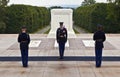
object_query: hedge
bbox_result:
[74,3,120,33]
[0,6,6,33]
[0,4,50,33]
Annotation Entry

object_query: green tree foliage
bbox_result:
[74,3,120,33]
[107,0,120,5]
[81,0,96,6]
[0,0,9,33]
[107,0,120,32]
[50,6,63,9]
[0,0,9,6]
[1,5,50,33]
[0,6,6,32]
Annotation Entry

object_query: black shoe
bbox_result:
[23,65,28,68]
[59,57,63,59]
[96,66,101,68]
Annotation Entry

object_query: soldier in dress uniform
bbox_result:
[93,25,106,67]
[18,26,30,67]
[56,22,68,59]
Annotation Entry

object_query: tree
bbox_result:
[107,0,114,3]
[107,0,120,32]
[115,0,120,5]
[107,0,120,5]
[49,6,63,10]
[0,0,9,33]
[81,0,96,6]
[0,0,9,6]
[5,5,50,33]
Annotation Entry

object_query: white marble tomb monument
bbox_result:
[47,9,76,38]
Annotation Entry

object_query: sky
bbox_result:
[8,0,107,7]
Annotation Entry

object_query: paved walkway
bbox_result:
[35,26,50,34]
[0,34,120,77]
[73,26,89,33]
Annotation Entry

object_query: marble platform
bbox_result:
[29,40,41,47]
[82,40,95,47]
[0,34,120,77]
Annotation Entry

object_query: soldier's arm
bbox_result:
[103,33,106,42]
[27,34,30,44]
[56,29,59,43]
[18,34,21,43]
[65,28,68,42]
[93,32,96,41]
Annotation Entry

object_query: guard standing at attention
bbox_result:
[93,25,106,68]
[56,22,68,59]
[18,26,30,67]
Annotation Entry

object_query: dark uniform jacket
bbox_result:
[93,30,106,49]
[18,33,30,49]
[56,27,67,43]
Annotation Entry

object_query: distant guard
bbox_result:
[56,22,68,59]
[93,25,106,67]
[18,26,30,67]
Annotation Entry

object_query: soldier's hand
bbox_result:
[57,41,59,43]
[65,40,67,43]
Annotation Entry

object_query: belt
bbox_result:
[96,39,103,42]
[21,41,27,43]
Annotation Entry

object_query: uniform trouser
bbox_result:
[95,48,103,67]
[20,48,28,67]
[59,42,65,58]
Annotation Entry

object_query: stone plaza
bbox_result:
[0,34,120,77]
